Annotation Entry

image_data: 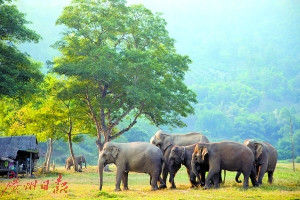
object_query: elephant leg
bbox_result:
[242,172,250,189]
[169,173,176,189]
[115,167,125,191]
[122,172,129,190]
[213,173,220,188]
[159,163,168,189]
[169,168,179,189]
[257,165,267,185]
[150,172,159,191]
[204,167,219,189]
[219,170,222,184]
[200,170,206,186]
[189,171,198,188]
[158,175,166,189]
[250,166,258,187]
[267,171,274,184]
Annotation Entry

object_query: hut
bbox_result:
[0,136,39,178]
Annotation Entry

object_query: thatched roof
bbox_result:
[0,136,39,160]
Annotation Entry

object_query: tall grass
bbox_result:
[0,163,299,199]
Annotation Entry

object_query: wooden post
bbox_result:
[30,152,32,177]
[290,118,295,172]
[16,161,18,178]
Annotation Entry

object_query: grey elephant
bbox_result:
[98,142,166,191]
[168,144,204,188]
[150,130,209,188]
[65,155,87,171]
[235,139,278,185]
[191,142,258,189]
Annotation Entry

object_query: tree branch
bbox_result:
[84,87,101,131]
[109,106,135,129]
[110,104,144,140]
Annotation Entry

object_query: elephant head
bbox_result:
[78,156,87,168]
[191,144,208,181]
[151,130,173,152]
[168,146,185,180]
[98,143,119,190]
[169,146,185,168]
[244,139,263,161]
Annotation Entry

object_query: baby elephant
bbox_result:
[98,142,165,191]
[65,155,87,171]
[168,144,202,188]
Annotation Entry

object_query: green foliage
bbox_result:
[52,0,196,144]
[0,0,43,99]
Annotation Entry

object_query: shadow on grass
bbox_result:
[97,191,125,199]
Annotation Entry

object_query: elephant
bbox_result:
[168,144,204,188]
[65,155,87,171]
[235,139,278,185]
[168,144,225,188]
[98,142,166,191]
[191,142,258,189]
[150,130,209,188]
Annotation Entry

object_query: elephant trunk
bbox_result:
[98,158,104,190]
[235,171,242,183]
[85,161,87,169]
[168,159,175,183]
[191,160,201,184]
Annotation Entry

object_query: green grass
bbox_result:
[0,163,299,199]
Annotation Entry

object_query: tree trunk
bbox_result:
[45,138,53,173]
[67,129,78,172]
[290,118,295,172]
[43,142,50,173]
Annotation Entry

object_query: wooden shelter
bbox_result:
[0,136,39,178]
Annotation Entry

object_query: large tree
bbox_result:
[0,0,43,99]
[53,0,197,150]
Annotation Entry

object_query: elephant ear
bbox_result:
[162,134,173,151]
[201,146,208,160]
[255,143,263,159]
[111,146,119,159]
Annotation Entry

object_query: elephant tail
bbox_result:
[235,171,242,183]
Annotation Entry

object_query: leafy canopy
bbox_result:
[53,0,196,140]
[0,0,43,99]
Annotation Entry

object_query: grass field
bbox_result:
[0,163,299,200]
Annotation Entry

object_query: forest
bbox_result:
[0,0,300,168]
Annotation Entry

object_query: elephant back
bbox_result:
[172,132,209,146]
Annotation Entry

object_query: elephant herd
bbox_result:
[98,130,278,191]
